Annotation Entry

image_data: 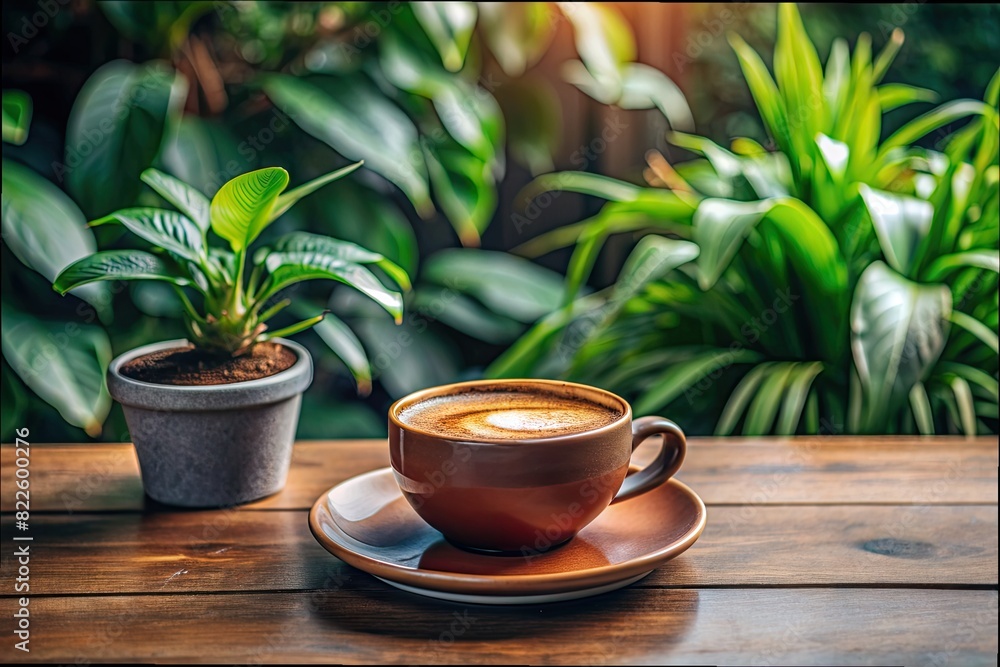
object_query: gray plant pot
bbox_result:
[107,338,312,508]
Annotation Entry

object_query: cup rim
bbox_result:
[388,378,633,445]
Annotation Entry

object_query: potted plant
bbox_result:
[53,163,410,506]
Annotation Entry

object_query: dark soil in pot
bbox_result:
[120,342,296,385]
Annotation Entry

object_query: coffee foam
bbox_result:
[397,388,623,440]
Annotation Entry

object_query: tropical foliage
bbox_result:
[494,5,999,436]
[53,164,409,357]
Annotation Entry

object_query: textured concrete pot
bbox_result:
[107,338,312,507]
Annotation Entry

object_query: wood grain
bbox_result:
[2,438,996,512]
[2,505,994,596]
[2,588,995,664]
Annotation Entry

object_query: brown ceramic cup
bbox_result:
[388,379,686,554]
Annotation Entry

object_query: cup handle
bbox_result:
[611,416,686,504]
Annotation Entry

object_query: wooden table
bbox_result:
[1,437,997,665]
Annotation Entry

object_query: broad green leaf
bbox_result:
[311,310,372,395]
[859,185,933,276]
[478,2,554,77]
[615,237,699,304]
[693,199,769,290]
[412,287,525,344]
[2,90,32,145]
[851,262,951,432]
[925,250,1000,281]
[634,348,760,416]
[950,311,999,354]
[424,140,496,246]
[877,84,938,112]
[908,383,935,435]
[1,303,111,437]
[53,250,192,294]
[264,75,432,217]
[210,167,289,251]
[422,249,563,323]
[263,252,403,323]
[776,362,824,435]
[559,2,634,100]
[1,159,108,313]
[411,2,478,72]
[64,60,186,216]
[565,61,694,131]
[140,168,211,233]
[90,208,204,262]
[815,134,850,182]
[270,231,410,291]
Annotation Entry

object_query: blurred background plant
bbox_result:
[494,4,999,436]
[2,2,996,441]
[1,0,689,441]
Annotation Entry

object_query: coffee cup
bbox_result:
[388,379,686,554]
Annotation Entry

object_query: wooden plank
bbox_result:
[3,505,994,596]
[2,589,995,664]
[2,438,996,512]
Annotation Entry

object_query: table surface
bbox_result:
[1,437,997,665]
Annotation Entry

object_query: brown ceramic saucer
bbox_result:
[308,468,707,605]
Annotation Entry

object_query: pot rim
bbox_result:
[107,337,313,411]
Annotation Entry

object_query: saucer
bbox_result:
[309,468,706,605]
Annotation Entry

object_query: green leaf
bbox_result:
[615,237,700,304]
[950,311,999,354]
[924,250,1000,281]
[478,2,554,77]
[520,171,643,206]
[263,252,403,323]
[744,362,797,436]
[270,231,410,291]
[263,75,432,217]
[424,140,496,246]
[271,162,364,222]
[2,90,32,145]
[908,382,935,435]
[140,168,212,233]
[1,303,111,437]
[53,250,191,294]
[859,185,933,276]
[716,363,773,435]
[774,3,824,146]
[311,311,372,396]
[559,2,634,100]
[210,167,289,252]
[693,199,769,290]
[411,2,478,72]
[64,60,186,216]
[937,362,999,402]
[878,100,993,160]
[259,312,328,343]
[728,32,791,155]
[877,84,938,113]
[157,116,245,196]
[634,348,760,416]
[948,375,977,436]
[1,159,108,313]
[815,133,850,182]
[90,208,204,262]
[422,249,563,323]
[565,61,694,131]
[776,362,824,435]
[851,262,952,432]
